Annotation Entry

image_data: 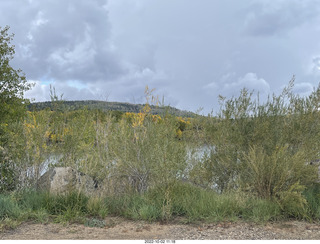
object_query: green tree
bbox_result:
[0,26,31,192]
[0,26,31,140]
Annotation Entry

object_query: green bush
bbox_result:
[108,115,187,194]
[276,182,308,219]
[241,145,317,200]
[193,80,320,200]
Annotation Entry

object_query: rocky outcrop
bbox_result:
[37,167,98,195]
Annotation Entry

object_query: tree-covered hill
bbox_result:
[27,100,196,117]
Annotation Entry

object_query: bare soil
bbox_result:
[1,217,320,240]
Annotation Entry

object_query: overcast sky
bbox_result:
[1,0,320,114]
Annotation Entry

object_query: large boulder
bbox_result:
[38,167,98,195]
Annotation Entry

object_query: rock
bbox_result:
[37,167,97,195]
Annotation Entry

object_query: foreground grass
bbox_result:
[1,182,320,231]
[0,190,108,230]
[106,182,282,223]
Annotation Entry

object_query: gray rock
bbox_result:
[37,167,97,195]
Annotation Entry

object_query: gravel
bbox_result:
[1,218,320,240]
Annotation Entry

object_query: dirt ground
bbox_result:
[1,217,320,240]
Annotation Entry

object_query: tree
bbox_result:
[0,25,31,143]
[0,26,31,192]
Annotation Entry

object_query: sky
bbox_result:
[1,0,320,114]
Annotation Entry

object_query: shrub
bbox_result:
[241,145,317,200]
[108,112,187,194]
[195,79,320,198]
[276,182,308,219]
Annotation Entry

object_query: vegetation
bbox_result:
[0,26,31,130]
[0,26,32,192]
[2,27,320,231]
[27,100,196,117]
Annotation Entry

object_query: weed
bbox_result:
[0,218,21,231]
[84,218,106,228]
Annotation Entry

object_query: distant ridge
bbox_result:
[27,100,196,117]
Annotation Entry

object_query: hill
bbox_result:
[27,100,196,117]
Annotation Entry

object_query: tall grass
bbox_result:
[1,181,320,232]
[106,182,283,223]
[304,184,320,219]
[0,194,21,220]
[0,190,109,230]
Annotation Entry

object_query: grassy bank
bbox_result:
[1,182,320,231]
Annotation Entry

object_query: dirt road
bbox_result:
[1,217,320,240]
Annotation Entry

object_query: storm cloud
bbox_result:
[1,0,320,113]
[10,0,125,82]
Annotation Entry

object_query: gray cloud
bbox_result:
[312,57,320,74]
[2,0,320,114]
[204,72,270,101]
[243,0,320,37]
[293,82,314,97]
[6,0,126,84]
